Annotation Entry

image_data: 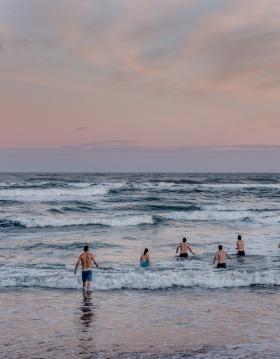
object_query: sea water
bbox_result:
[0,173,280,290]
[0,173,280,358]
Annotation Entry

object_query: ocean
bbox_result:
[0,173,280,358]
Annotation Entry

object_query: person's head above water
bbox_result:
[218,245,223,250]
[238,235,242,241]
[183,238,187,242]
[84,245,89,252]
[144,248,149,255]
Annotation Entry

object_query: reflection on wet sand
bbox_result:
[78,291,97,357]
[80,291,94,330]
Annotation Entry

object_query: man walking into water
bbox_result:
[236,235,245,256]
[213,245,231,268]
[74,245,99,291]
[176,237,195,258]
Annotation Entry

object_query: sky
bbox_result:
[0,0,279,171]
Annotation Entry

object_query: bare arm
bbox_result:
[176,244,180,253]
[92,254,99,268]
[236,241,239,250]
[226,252,232,260]
[74,256,81,275]
[213,253,217,265]
[187,244,195,255]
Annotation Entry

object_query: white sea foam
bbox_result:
[0,182,127,201]
[134,182,280,192]
[12,214,155,228]
[164,210,280,224]
[1,267,279,290]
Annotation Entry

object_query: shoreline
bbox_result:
[1,287,279,359]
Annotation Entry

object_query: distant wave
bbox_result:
[2,206,280,229]
[0,182,127,201]
[163,210,280,224]
[0,214,156,229]
[145,204,201,211]
[1,267,279,290]
[0,219,25,228]
[1,180,280,203]
[23,241,119,250]
[48,204,95,213]
[0,199,20,205]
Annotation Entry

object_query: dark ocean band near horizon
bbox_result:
[1,173,280,359]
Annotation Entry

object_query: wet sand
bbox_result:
[0,288,279,358]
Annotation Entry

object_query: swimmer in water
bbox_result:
[213,245,231,268]
[176,237,195,258]
[236,234,245,256]
[140,248,150,268]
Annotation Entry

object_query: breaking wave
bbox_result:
[0,214,156,228]
[1,267,279,290]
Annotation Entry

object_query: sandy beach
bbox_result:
[1,287,279,358]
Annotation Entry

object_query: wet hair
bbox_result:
[218,245,223,250]
[183,238,187,242]
[144,248,149,255]
[238,235,242,241]
[84,245,89,252]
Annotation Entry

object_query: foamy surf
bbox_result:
[0,181,127,201]
[1,267,279,290]
[1,214,155,228]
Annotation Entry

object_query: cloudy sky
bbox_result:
[0,0,279,171]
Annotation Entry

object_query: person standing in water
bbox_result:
[213,245,231,268]
[140,248,150,268]
[74,245,99,291]
[236,235,245,256]
[176,237,195,258]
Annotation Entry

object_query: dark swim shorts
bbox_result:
[237,251,245,256]
[82,270,93,282]
[217,263,226,269]
[180,253,188,258]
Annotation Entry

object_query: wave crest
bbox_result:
[1,268,279,290]
[0,214,156,229]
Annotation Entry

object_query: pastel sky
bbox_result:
[0,0,279,171]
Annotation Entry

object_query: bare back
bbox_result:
[79,252,94,270]
[236,240,244,251]
[215,250,228,264]
[178,242,188,254]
